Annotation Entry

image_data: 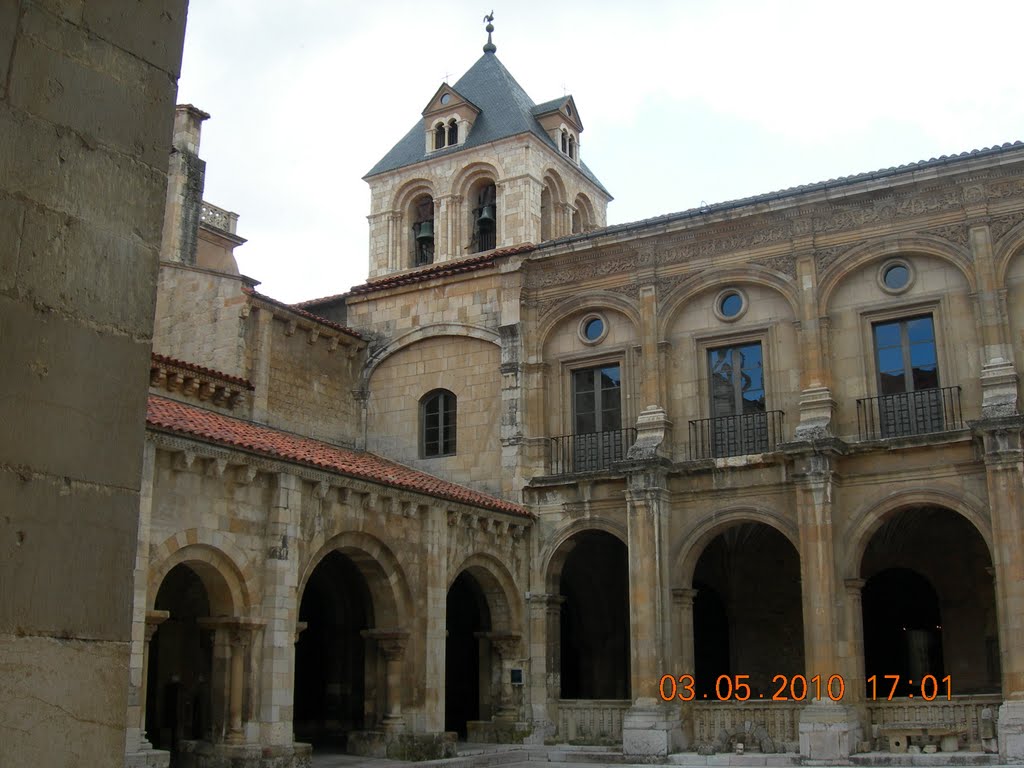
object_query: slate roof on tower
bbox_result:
[364,50,609,196]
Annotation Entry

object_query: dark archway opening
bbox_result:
[559,530,630,699]
[860,507,999,695]
[693,581,730,695]
[446,571,491,737]
[692,523,803,697]
[146,564,215,761]
[863,568,944,694]
[294,551,373,747]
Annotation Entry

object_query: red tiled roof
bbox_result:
[146,395,530,518]
[292,291,349,309]
[347,244,535,295]
[242,287,364,339]
[151,353,254,389]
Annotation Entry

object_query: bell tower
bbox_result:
[363,15,612,278]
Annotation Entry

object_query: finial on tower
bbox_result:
[483,11,496,54]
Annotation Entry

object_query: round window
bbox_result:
[579,313,608,345]
[440,93,451,105]
[720,292,743,318]
[883,264,909,290]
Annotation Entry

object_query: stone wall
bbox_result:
[0,2,189,766]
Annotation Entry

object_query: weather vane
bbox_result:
[483,11,496,54]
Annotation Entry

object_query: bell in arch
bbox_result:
[415,220,434,242]
[477,204,496,225]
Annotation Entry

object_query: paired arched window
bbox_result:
[447,119,459,146]
[434,122,446,151]
[421,389,456,457]
[434,120,460,150]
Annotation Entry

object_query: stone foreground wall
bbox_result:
[0,3,189,766]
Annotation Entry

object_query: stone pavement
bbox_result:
[310,744,1007,768]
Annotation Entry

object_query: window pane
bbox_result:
[576,412,596,434]
[913,365,939,390]
[876,347,904,375]
[574,369,595,393]
[906,316,935,344]
[874,322,901,348]
[600,366,621,388]
[879,371,906,395]
[909,343,937,368]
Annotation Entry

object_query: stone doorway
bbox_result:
[146,564,219,762]
[557,530,630,699]
[445,571,491,736]
[294,551,373,747]
[860,506,1000,696]
[691,522,804,697]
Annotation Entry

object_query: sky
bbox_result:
[177,0,1024,304]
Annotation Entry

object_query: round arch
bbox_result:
[573,193,596,231]
[449,552,524,634]
[542,169,568,203]
[148,533,252,617]
[673,506,799,588]
[817,235,975,316]
[658,267,799,338]
[299,531,412,631]
[390,177,436,215]
[994,219,1024,286]
[842,487,993,580]
[534,292,641,357]
[542,519,627,594]
[449,161,502,200]
[362,324,501,388]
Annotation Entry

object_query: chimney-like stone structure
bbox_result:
[160,104,210,265]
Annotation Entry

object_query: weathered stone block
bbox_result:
[0,296,150,487]
[82,1,188,78]
[0,632,130,768]
[0,0,18,99]
[0,469,138,638]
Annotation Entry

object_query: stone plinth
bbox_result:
[999,701,1024,762]
[176,740,311,768]
[798,700,861,762]
[622,702,683,756]
[346,730,456,761]
[124,747,171,768]
[467,719,533,743]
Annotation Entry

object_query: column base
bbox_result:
[467,719,533,743]
[176,740,311,768]
[999,700,1024,762]
[798,700,861,763]
[124,746,171,768]
[622,701,683,757]
[346,730,456,761]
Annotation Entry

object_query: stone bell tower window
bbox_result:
[411,195,435,267]
[447,119,459,146]
[561,129,568,154]
[470,181,497,253]
[434,122,446,150]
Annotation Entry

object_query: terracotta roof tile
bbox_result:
[146,395,529,518]
[347,244,534,296]
[151,353,254,389]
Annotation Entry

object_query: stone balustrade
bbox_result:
[557,699,630,743]
[200,201,239,234]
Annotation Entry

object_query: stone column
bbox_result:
[671,589,697,675]
[794,253,838,439]
[488,633,522,721]
[790,448,861,760]
[638,281,661,409]
[423,506,448,732]
[434,196,448,261]
[621,466,681,757]
[362,630,409,732]
[975,421,1024,760]
[842,579,866,704]
[227,628,249,743]
[970,222,1020,417]
[140,610,170,741]
[527,594,560,737]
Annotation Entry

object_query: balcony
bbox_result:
[548,428,636,475]
[856,386,963,441]
[688,410,785,460]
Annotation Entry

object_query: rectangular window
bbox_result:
[422,390,456,457]
[571,364,623,470]
[872,315,943,437]
[707,342,767,456]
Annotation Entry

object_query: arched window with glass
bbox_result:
[421,389,457,457]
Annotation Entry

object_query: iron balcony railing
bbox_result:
[688,410,785,460]
[548,428,636,475]
[856,385,963,441]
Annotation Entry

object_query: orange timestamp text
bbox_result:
[659,674,954,702]
[658,674,847,702]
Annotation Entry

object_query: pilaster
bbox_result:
[794,255,838,438]
[971,222,1020,417]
